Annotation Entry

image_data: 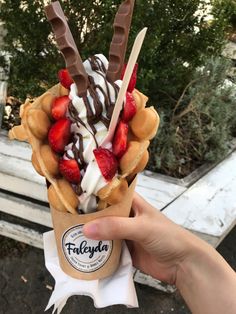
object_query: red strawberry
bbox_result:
[59,159,81,184]
[112,120,128,158]
[48,118,71,153]
[121,63,138,92]
[122,92,137,122]
[93,148,118,181]
[52,95,70,120]
[58,69,73,89]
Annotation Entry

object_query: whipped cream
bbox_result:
[65,54,122,213]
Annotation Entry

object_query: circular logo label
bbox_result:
[62,224,113,273]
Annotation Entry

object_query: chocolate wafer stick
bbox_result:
[45,1,88,96]
[106,0,135,83]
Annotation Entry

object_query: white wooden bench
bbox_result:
[0,129,235,291]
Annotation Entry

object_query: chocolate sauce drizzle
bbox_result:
[69,56,120,132]
[65,133,86,169]
[67,55,120,196]
[85,55,120,128]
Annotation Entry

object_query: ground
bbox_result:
[0,226,235,314]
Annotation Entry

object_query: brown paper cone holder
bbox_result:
[50,177,136,280]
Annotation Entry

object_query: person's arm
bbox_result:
[83,193,236,314]
[176,237,236,314]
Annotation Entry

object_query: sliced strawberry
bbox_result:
[59,159,81,184]
[122,92,137,122]
[121,63,138,92]
[48,118,71,153]
[112,120,128,158]
[93,148,118,181]
[58,69,73,89]
[52,95,70,120]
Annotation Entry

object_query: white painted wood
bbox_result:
[0,220,44,249]
[0,148,43,184]
[0,130,32,160]
[0,131,48,201]
[136,173,186,209]
[134,270,176,293]
[164,151,236,237]
[0,171,48,202]
[0,191,52,228]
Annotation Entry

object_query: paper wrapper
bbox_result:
[44,231,138,312]
[50,177,137,280]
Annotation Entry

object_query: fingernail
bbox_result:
[83,223,99,238]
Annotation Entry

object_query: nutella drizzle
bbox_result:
[71,133,86,169]
[67,55,120,196]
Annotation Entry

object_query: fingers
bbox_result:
[132,192,158,215]
[83,215,147,242]
[131,192,144,216]
[83,193,160,242]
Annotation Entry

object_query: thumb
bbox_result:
[83,216,144,242]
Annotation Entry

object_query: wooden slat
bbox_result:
[0,130,32,160]
[0,171,48,202]
[136,173,186,209]
[164,151,236,237]
[0,146,40,183]
[0,154,48,202]
[134,271,176,293]
[0,131,48,201]
[0,220,44,249]
[0,191,52,228]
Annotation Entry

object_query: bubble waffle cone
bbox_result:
[9,84,158,279]
[10,85,159,215]
[9,0,160,281]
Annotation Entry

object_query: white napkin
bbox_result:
[43,231,138,313]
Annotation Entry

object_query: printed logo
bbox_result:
[62,224,113,273]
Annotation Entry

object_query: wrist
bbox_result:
[175,236,213,289]
[175,233,236,314]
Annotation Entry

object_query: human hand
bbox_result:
[84,193,236,314]
[83,192,201,285]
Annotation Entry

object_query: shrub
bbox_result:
[212,0,236,34]
[148,57,236,177]
[0,0,231,100]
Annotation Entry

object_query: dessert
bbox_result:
[9,0,160,280]
[10,0,159,216]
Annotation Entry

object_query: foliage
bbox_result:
[148,57,236,177]
[212,0,236,32]
[0,0,118,98]
[0,0,231,100]
[0,0,235,177]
